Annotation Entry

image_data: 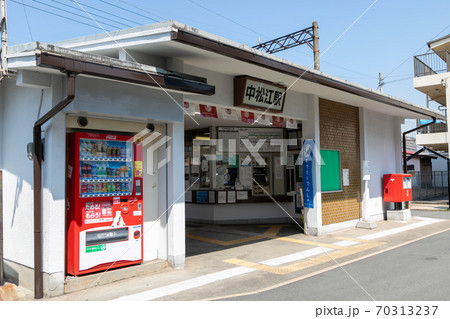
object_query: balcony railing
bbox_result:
[417,122,448,134]
[414,50,450,77]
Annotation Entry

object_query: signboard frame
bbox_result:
[234,75,286,113]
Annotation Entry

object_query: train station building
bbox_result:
[0,21,444,297]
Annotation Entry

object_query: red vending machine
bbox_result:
[66,132,143,275]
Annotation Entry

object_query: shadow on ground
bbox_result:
[186,223,303,257]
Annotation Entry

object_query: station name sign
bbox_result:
[234,76,286,112]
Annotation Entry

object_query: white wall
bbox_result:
[182,64,310,121]
[1,72,187,294]
[363,109,402,220]
[1,78,49,270]
[408,158,421,172]
[68,76,184,123]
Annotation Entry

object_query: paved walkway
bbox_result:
[44,212,449,301]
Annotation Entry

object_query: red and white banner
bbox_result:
[183,102,196,115]
[241,111,255,124]
[272,116,284,127]
[256,114,271,126]
[222,108,238,120]
[286,118,297,129]
[199,104,218,118]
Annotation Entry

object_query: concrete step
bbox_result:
[64,259,168,294]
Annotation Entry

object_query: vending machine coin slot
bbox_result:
[135,179,142,196]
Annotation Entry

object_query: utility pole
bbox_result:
[312,21,319,71]
[378,72,384,93]
[0,0,7,79]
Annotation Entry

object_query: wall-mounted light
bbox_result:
[26,139,45,161]
[27,142,33,161]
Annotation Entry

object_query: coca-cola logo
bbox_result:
[106,135,117,140]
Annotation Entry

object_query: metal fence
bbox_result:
[411,170,448,200]
[414,50,450,77]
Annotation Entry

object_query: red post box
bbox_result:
[383,174,412,202]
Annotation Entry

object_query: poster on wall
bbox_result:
[183,102,196,115]
[199,104,218,118]
[256,114,271,126]
[227,191,236,203]
[222,108,238,121]
[218,191,227,204]
[241,111,255,124]
[343,169,350,186]
[239,157,253,189]
[272,116,284,128]
[286,118,297,129]
[209,191,216,203]
[302,139,314,208]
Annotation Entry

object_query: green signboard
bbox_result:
[320,150,341,192]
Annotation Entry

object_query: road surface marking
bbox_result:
[358,217,442,241]
[202,227,450,301]
[224,241,384,275]
[115,218,445,301]
[274,237,348,249]
[114,245,331,301]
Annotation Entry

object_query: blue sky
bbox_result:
[5,0,450,113]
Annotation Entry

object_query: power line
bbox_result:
[10,0,107,31]
[73,0,142,27]
[116,0,166,21]
[385,76,413,84]
[30,0,124,29]
[187,0,265,38]
[186,0,381,81]
[383,23,450,80]
[49,0,133,28]
[99,0,159,23]
[20,0,33,41]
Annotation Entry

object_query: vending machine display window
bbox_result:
[79,138,133,198]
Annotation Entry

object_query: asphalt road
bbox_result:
[222,210,450,301]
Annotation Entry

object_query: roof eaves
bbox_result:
[33,42,215,95]
[171,28,445,121]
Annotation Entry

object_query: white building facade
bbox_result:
[0,21,445,297]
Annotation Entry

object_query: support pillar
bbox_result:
[302,95,322,235]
